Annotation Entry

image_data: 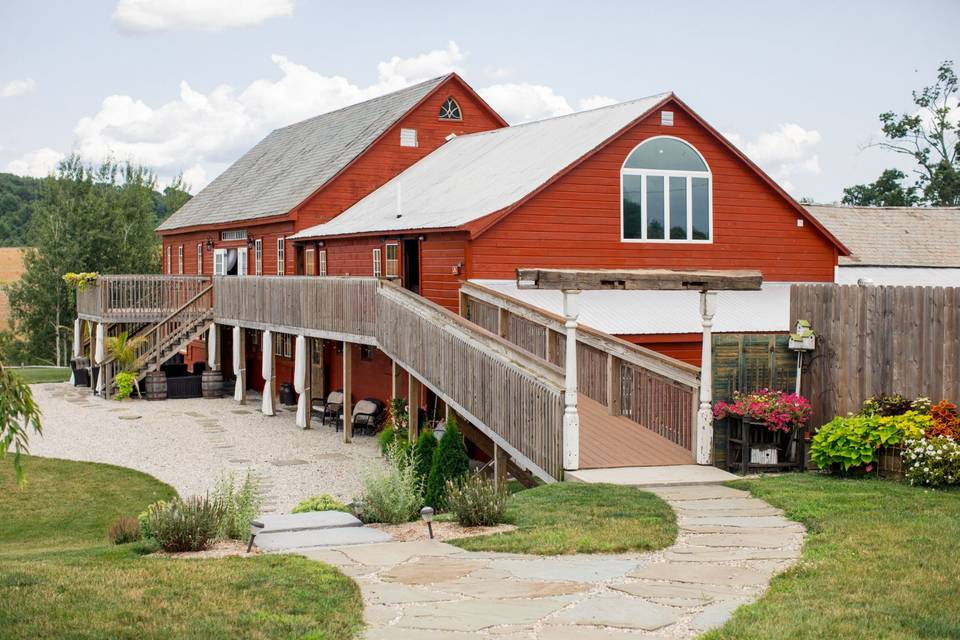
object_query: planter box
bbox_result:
[166,375,202,399]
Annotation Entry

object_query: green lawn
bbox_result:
[448,482,677,555]
[9,366,70,384]
[703,474,960,640]
[0,456,364,640]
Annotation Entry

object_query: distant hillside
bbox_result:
[0,172,191,247]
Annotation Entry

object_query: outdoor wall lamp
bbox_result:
[204,237,214,251]
[420,506,434,539]
[247,237,256,249]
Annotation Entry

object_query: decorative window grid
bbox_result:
[372,248,382,277]
[400,128,418,147]
[220,229,247,241]
[255,239,263,276]
[439,96,462,120]
[318,249,328,276]
[305,247,316,276]
[196,243,203,274]
[177,245,184,274]
[166,246,172,274]
[277,237,285,275]
[385,243,399,277]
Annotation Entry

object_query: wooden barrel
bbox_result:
[202,370,224,398]
[145,371,167,401]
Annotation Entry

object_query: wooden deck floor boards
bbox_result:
[578,395,694,468]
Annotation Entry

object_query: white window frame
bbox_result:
[177,245,184,274]
[372,247,382,278]
[384,243,399,278]
[283,334,292,358]
[304,247,316,276]
[400,128,418,147]
[196,243,203,274]
[255,239,263,276]
[277,236,285,275]
[274,333,283,357]
[620,136,713,244]
[318,249,327,277]
[237,247,248,276]
[213,248,226,275]
[220,229,247,241]
[166,245,172,274]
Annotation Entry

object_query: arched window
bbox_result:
[439,96,462,120]
[621,137,711,242]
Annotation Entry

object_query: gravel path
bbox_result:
[29,383,386,513]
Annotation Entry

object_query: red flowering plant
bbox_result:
[713,388,813,433]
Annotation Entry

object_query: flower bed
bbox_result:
[713,389,812,432]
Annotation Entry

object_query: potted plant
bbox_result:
[105,330,147,400]
[714,389,812,469]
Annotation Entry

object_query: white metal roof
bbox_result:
[291,92,671,239]
[470,279,792,335]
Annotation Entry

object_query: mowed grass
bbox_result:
[702,474,960,640]
[0,457,364,640]
[9,366,70,384]
[448,482,677,555]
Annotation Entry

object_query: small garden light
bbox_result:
[420,506,434,539]
[247,518,264,553]
[352,501,365,521]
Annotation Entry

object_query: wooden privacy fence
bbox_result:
[791,284,960,427]
[77,275,211,323]
[460,281,701,452]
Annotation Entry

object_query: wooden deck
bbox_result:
[578,395,694,469]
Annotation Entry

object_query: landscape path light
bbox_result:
[420,506,434,539]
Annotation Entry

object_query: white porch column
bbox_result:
[562,289,581,471]
[696,291,717,465]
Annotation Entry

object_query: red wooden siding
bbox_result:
[469,99,838,283]
[160,220,296,277]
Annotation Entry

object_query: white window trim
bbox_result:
[213,248,226,276]
[237,247,248,277]
[619,136,713,244]
[166,245,172,274]
[384,243,399,278]
[220,229,247,241]
[318,249,328,277]
[255,239,263,276]
[372,248,382,278]
[177,245,184,274]
[197,243,203,274]
[277,236,285,275]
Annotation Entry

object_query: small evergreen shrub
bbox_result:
[145,496,225,552]
[425,418,470,509]
[413,429,438,487]
[107,515,141,544]
[358,443,422,523]
[292,493,349,513]
[212,472,263,542]
[445,472,507,526]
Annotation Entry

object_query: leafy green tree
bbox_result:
[413,429,438,488]
[848,61,959,206]
[425,418,470,509]
[6,157,174,364]
[0,173,41,246]
[0,361,42,483]
[841,169,920,206]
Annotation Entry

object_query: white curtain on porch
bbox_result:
[232,325,243,402]
[294,335,308,428]
[94,322,106,395]
[207,324,218,370]
[261,329,274,416]
[70,317,81,384]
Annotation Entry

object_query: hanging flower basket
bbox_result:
[62,272,99,292]
[713,388,812,433]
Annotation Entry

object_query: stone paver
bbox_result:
[288,483,805,639]
[254,525,392,551]
[256,511,362,532]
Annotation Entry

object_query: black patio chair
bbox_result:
[352,398,386,436]
[322,390,343,429]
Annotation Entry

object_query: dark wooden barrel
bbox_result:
[145,371,166,401]
[202,370,223,398]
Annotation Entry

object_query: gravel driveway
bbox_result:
[28,383,386,513]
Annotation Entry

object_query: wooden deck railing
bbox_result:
[77,275,212,322]
[460,281,701,452]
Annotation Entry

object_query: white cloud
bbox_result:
[1,78,37,98]
[6,147,64,177]
[478,83,574,123]
[725,123,822,191]
[578,95,618,111]
[66,43,466,190]
[112,0,294,33]
[482,65,514,80]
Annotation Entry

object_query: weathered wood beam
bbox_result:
[516,268,763,292]
[342,341,352,443]
[408,374,421,441]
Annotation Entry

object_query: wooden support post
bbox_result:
[342,341,352,443]
[303,337,312,430]
[696,291,717,465]
[606,353,622,416]
[545,328,555,364]
[458,291,468,318]
[408,374,421,441]
[493,443,508,492]
[497,307,509,339]
[391,359,402,400]
[237,326,247,404]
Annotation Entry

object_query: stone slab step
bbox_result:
[255,526,393,551]
[253,510,361,533]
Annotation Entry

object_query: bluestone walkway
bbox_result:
[294,484,805,639]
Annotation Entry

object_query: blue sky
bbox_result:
[0,0,957,202]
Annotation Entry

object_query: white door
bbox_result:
[237,247,249,276]
[213,249,227,275]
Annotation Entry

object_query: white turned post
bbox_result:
[696,291,717,465]
[562,289,581,471]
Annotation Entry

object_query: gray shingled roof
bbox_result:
[805,204,960,267]
[157,75,449,231]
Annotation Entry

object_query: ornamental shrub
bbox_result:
[292,493,349,513]
[212,471,263,542]
[928,401,960,439]
[413,429,438,487]
[114,371,136,400]
[145,496,225,552]
[358,443,423,523]
[903,436,960,487]
[860,393,914,417]
[425,418,470,510]
[445,472,507,526]
[378,397,410,455]
[107,515,141,544]
[810,411,929,471]
[138,499,168,540]
[713,388,812,432]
